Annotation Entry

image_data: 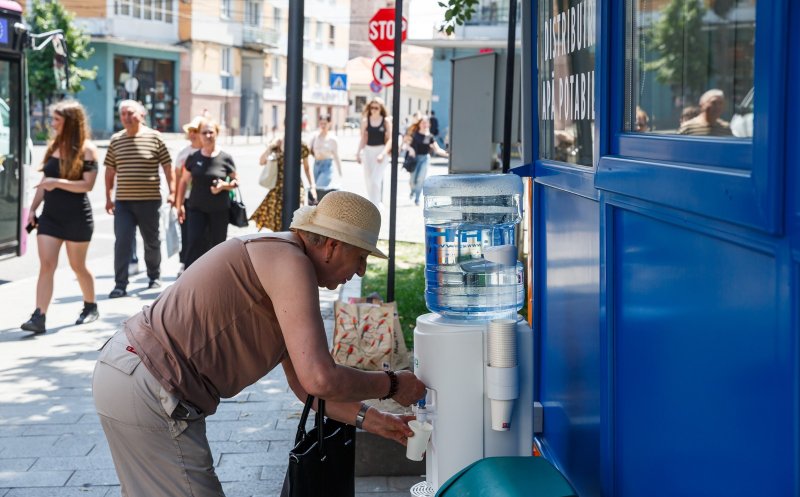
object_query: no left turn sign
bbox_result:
[372,53,395,87]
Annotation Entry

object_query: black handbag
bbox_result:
[280,396,356,497]
[402,152,417,173]
[228,186,248,227]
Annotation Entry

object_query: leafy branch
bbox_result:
[437,0,480,35]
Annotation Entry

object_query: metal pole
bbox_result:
[282,0,304,230]
[502,0,518,173]
[387,0,403,302]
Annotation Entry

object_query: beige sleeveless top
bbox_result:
[125,235,299,415]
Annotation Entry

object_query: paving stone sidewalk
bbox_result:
[0,246,421,496]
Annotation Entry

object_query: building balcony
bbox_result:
[243,26,279,50]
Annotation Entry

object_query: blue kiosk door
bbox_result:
[530,1,797,496]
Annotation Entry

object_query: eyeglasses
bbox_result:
[201,131,215,136]
[369,106,380,111]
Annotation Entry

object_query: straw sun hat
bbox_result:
[290,191,387,259]
[182,115,204,133]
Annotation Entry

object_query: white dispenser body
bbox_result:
[413,313,534,491]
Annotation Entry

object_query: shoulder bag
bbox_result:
[280,395,356,497]
[259,153,279,190]
[228,186,249,227]
[402,151,417,173]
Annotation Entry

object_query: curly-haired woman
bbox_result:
[21,101,100,334]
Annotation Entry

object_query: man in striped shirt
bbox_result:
[104,100,175,298]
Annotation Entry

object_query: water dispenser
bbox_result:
[411,174,535,497]
[423,173,525,320]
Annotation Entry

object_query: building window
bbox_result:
[316,21,324,48]
[246,0,262,27]
[355,96,366,113]
[221,0,232,19]
[537,0,596,166]
[273,7,281,32]
[315,65,322,86]
[272,56,281,83]
[623,0,756,138]
[114,56,175,132]
[303,62,310,87]
[303,17,310,46]
[328,25,335,46]
[115,0,172,22]
[221,47,233,90]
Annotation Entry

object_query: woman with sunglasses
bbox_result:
[21,100,100,334]
[175,118,239,268]
[356,97,392,208]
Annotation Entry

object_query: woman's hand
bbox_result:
[356,150,363,164]
[308,186,318,203]
[210,179,226,195]
[363,410,415,446]
[27,211,37,227]
[34,178,59,192]
[177,204,186,224]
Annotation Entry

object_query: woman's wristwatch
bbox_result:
[355,402,370,429]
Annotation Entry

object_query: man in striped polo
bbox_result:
[104,100,175,298]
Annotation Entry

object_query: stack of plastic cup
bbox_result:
[486,318,518,431]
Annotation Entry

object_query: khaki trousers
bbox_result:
[92,330,225,497]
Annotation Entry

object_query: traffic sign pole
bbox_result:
[387,0,403,302]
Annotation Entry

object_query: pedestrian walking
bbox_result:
[173,115,204,274]
[404,115,449,206]
[175,118,239,268]
[429,110,441,147]
[104,100,175,298]
[92,191,427,496]
[309,114,342,202]
[20,101,100,334]
[250,135,316,232]
[356,97,392,208]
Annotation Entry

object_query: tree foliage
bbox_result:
[643,0,708,101]
[437,0,480,35]
[25,0,97,106]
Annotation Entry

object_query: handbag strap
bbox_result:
[296,395,327,459]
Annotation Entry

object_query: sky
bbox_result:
[408,0,447,39]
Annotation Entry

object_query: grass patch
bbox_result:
[361,241,426,348]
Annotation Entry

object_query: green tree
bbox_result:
[438,0,480,35]
[643,0,708,103]
[26,0,97,128]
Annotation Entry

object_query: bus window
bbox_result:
[623,1,756,137]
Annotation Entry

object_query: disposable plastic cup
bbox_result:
[490,399,514,431]
[484,245,518,266]
[488,319,517,367]
[406,420,434,461]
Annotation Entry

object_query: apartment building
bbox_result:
[263,0,350,133]
[52,0,183,135]
[61,0,348,136]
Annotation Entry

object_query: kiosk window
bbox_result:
[538,0,596,167]
[623,0,756,138]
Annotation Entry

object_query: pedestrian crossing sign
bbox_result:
[330,73,348,91]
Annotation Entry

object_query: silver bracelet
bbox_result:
[355,403,370,430]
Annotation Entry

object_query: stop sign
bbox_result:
[368,8,408,52]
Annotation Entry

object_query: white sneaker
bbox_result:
[128,261,140,276]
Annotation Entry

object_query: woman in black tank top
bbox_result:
[21,101,100,334]
[356,97,392,207]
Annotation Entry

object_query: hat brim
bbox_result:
[292,221,387,259]
[182,124,197,133]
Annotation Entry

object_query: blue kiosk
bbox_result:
[512,1,795,496]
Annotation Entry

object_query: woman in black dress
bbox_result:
[21,101,100,334]
[175,118,239,268]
